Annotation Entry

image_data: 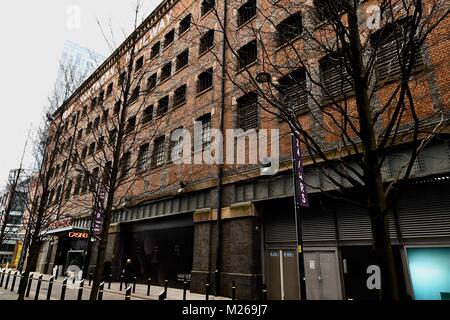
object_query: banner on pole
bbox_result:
[293,133,309,208]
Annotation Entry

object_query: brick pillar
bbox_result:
[191,203,263,299]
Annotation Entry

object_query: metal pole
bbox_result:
[108,274,112,290]
[205,282,210,301]
[5,270,11,289]
[11,271,18,292]
[262,284,268,300]
[183,278,187,300]
[231,281,236,300]
[25,273,33,297]
[291,133,308,301]
[77,279,84,300]
[132,276,136,293]
[98,281,104,300]
[34,274,43,300]
[0,269,5,287]
[47,276,54,300]
[119,275,123,291]
[125,286,131,301]
[146,278,151,296]
[60,277,68,300]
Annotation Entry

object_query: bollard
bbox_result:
[34,274,43,300]
[133,277,137,293]
[262,284,268,300]
[25,273,33,298]
[11,271,18,292]
[72,270,76,284]
[147,278,151,296]
[205,282,210,301]
[183,278,188,301]
[232,281,236,300]
[98,281,105,301]
[108,274,112,290]
[60,277,68,300]
[47,276,54,301]
[55,266,59,280]
[77,280,84,300]
[5,270,11,290]
[0,269,5,287]
[119,275,123,291]
[158,279,168,300]
[125,286,132,301]
[89,272,93,287]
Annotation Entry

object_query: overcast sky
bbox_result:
[0,0,160,188]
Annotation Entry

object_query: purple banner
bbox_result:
[93,186,106,235]
[293,133,309,208]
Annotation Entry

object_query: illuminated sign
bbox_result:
[68,232,89,239]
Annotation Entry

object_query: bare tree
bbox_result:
[198,0,449,299]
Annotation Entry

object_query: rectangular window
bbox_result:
[237,40,257,69]
[197,68,213,93]
[126,116,136,133]
[137,143,150,172]
[201,0,215,16]
[163,29,175,48]
[151,136,166,168]
[179,14,191,34]
[109,129,117,143]
[98,136,105,150]
[86,122,92,135]
[114,100,121,114]
[91,97,97,110]
[199,114,211,148]
[89,142,96,156]
[169,128,184,162]
[142,106,153,124]
[93,116,100,129]
[237,92,259,131]
[74,175,82,196]
[150,41,160,59]
[64,180,72,200]
[319,50,354,99]
[276,13,302,47]
[77,129,83,141]
[176,49,189,70]
[278,69,308,113]
[102,109,109,123]
[106,83,113,96]
[160,62,172,82]
[98,90,105,105]
[135,56,144,71]
[81,174,89,194]
[82,105,87,117]
[130,85,140,102]
[371,18,424,82]
[173,84,187,107]
[237,0,257,27]
[120,152,131,177]
[142,105,154,124]
[157,96,169,116]
[147,73,157,91]
[118,72,127,86]
[314,0,349,22]
[199,30,214,54]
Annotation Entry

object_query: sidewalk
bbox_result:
[0,268,230,301]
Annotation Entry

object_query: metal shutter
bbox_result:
[397,183,450,238]
[320,53,353,99]
[238,92,259,131]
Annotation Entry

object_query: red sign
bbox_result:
[68,232,89,239]
[48,218,73,230]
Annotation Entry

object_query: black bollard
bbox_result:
[34,274,43,300]
[11,271,18,292]
[5,270,11,290]
[205,282,210,301]
[125,286,132,301]
[232,281,236,300]
[72,270,76,284]
[98,282,105,300]
[132,277,137,293]
[60,277,68,300]
[47,276,54,301]
[262,284,268,300]
[89,272,93,287]
[147,278,151,296]
[0,269,5,287]
[183,278,188,301]
[164,279,168,297]
[77,280,84,300]
[119,275,123,291]
[108,274,112,290]
[25,273,33,298]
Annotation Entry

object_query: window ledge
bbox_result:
[275,34,302,52]
[198,47,213,59]
[200,10,213,21]
[178,28,190,39]
[196,86,213,97]
[159,76,172,86]
[236,16,257,31]
[174,64,189,76]
[236,60,258,75]
[162,42,174,52]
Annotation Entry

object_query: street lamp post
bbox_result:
[256,72,309,300]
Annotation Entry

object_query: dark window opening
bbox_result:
[147,73,157,91]
[174,84,187,107]
[237,92,259,131]
[160,62,172,82]
[120,152,131,177]
[106,83,113,96]
[278,69,308,113]
[199,30,214,54]
[319,50,354,99]
[137,143,150,172]
[197,68,213,93]
[237,0,257,27]
[150,42,160,59]
[126,116,137,133]
[151,136,166,168]
[198,114,211,149]
[163,29,175,48]
[201,0,215,17]
[237,40,257,69]
[276,13,302,47]
[157,96,169,116]
[89,142,96,156]
[142,105,154,124]
[118,72,127,86]
[135,56,144,71]
[176,49,189,70]
[314,0,350,22]
[179,14,191,34]
[130,85,140,102]
[114,100,121,114]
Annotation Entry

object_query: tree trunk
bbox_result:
[17,237,41,300]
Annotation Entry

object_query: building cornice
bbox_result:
[53,0,179,118]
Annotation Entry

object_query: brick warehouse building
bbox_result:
[31,0,450,300]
